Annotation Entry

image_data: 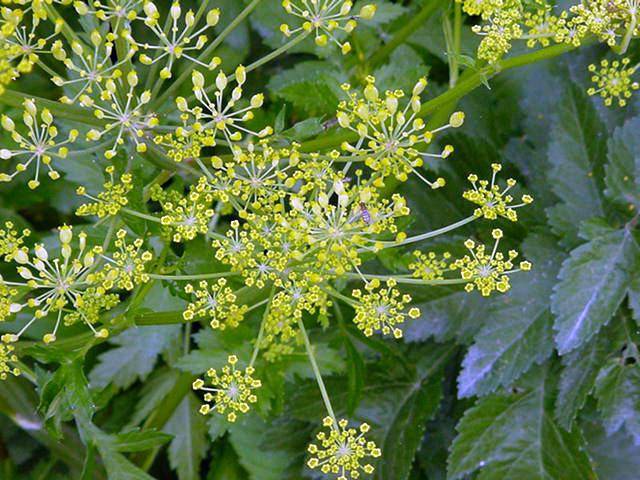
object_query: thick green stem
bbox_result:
[249,287,275,368]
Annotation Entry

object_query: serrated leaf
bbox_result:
[605,116,640,210]
[96,447,155,480]
[552,228,636,354]
[90,325,181,390]
[583,419,640,480]
[373,45,428,93]
[457,235,562,398]
[448,367,596,480]
[555,332,614,430]
[369,344,452,480]
[546,83,606,244]
[165,394,208,480]
[267,61,347,116]
[129,368,181,427]
[594,360,640,443]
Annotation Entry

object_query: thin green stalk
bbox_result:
[147,272,238,280]
[120,207,162,223]
[297,318,337,425]
[249,287,275,368]
[379,215,477,248]
[341,273,469,286]
[151,0,264,109]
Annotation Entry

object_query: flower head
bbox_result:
[280,0,377,54]
[0,221,30,260]
[193,354,262,422]
[352,279,419,338]
[307,416,381,479]
[409,250,451,281]
[76,166,133,218]
[451,229,531,296]
[183,278,247,329]
[0,342,19,380]
[176,67,272,148]
[588,58,639,107]
[99,229,153,291]
[338,76,463,187]
[0,98,77,188]
[463,164,533,221]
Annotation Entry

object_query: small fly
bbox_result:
[359,202,372,225]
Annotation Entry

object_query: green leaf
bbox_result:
[375,369,444,480]
[629,272,640,325]
[457,235,562,398]
[129,368,181,427]
[165,394,208,480]
[605,116,640,210]
[344,336,365,415]
[555,331,615,430]
[90,325,181,389]
[552,228,637,354]
[546,83,607,245]
[373,45,428,93]
[111,429,173,453]
[594,359,640,442]
[448,367,596,480]
[267,61,347,117]
[96,447,155,480]
[583,418,640,480]
[228,415,292,480]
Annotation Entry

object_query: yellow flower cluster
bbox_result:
[307,417,381,480]
[409,250,451,281]
[451,229,531,296]
[588,58,640,107]
[76,166,133,218]
[149,182,215,243]
[193,355,261,422]
[183,279,248,330]
[337,76,463,188]
[0,225,152,343]
[463,164,533,221]
[0,98,77,189]
[351,279,420,338]
[0,342,19,380]
[0,221,29,260]
[280,1,377,54]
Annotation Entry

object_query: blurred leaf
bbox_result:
[594,359,640,443]
[165,394,208,480]
[552,227,637,354]
[605,116,640,210]
[111,429,173,453]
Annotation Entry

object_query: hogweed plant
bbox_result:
[0,0,639,478]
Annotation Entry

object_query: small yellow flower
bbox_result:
[76,167,133,218]
[451,229,530,296]
[351,279,419,338]
[99,229,153,291]
[0,221,30,261]
[193,355,262,422]
[463,163,533,221]
[588,58,639,107]
[281,0,376,54]
[307,416,381,479]
[183,279,247,330]
[0,342,20,380]
[409,250,451,281]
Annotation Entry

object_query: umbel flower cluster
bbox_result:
[0,1,538,478]
[459,0,640,107]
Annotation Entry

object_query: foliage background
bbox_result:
[1,0,640,479]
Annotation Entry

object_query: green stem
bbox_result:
[151,0,264,109]
[120,207,161,223]
[379,215,477,248]
[147,272,238,280]
[342,273,469,286]
[297,317,337,425]
[368,0,445,69]
[249,287,275,368]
